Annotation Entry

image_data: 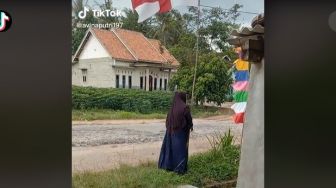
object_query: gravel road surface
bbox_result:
[72,117,242,173]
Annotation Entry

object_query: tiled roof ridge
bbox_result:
[110,28,138,61]
[113,28,143,35]
[149,39,178,65]
[142,37,168,64]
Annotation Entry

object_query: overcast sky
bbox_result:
[88,0,264,26]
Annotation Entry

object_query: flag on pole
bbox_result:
[231,47,250,124]
[132,0,198,23]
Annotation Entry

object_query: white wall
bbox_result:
[113,65,173,90]
[72,63,81,86]
[72,58,174,90]
[72,58,114,87]
[78,34,109,60]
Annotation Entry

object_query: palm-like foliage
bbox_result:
[150,10,186,47]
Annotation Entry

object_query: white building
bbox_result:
[72,28,179,91]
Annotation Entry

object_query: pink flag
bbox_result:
[232,81,249,91]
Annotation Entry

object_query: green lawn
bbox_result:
[72,106,226,121]
[72,131,240,188]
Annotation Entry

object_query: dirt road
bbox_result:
[72,116,242,173]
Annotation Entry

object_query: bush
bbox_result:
[138,100,153,114]
[72,86,173,113]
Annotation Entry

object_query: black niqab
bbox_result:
[166,92,187,133]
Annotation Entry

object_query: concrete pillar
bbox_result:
[146,68,149,91]
[236,58,264,188]
[167,69,170,89]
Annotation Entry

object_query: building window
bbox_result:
[164,79,167,91]
[128,76,132,89]
[82,69,87,83]
[116,75,120,88]
[122,75,126,88]
[140,76,143,89]
[160,78,162,90]
[154,78,157,90]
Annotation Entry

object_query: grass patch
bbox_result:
[72,131,240,188]
[72,109,166,121]
[72,106,225,121]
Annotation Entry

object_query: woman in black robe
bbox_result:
[158,92,193,174]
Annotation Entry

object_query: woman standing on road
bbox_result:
[158,92,193,174]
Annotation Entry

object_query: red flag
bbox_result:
[132,0,198,23]
[233,112,245,124]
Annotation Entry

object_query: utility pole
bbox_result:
[191,0,200,106]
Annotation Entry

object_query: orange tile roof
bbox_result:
[91,28,135,62]
[148,39,179,66]
[90,28,179,66]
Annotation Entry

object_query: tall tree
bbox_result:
[168,4,243,105]
[120,8,153,38]
[149,10,186,47]
[169,53,233,105]
[94,0,120,24]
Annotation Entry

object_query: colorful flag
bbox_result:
[232,81,249,91]
[234,59,249,70]
[132,0,198,23]
[231,47,250,124]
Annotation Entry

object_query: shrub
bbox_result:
[138,100,153,114]
[72,86,173,113]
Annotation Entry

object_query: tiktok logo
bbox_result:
[0,10,12,32]
[78,7,89,19]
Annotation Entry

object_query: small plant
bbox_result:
[206,129,235,153]
[206,129,240,172]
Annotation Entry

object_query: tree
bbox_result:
[94,0,120,24]
[120,8,153,37]
[150,10,187,47]
[168,33,197,67]
[198,5,242,53]
[169,53,232,105]
[195,53,233,105]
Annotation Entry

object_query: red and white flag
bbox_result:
[132,0,198,23]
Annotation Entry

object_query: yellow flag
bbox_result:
[234,59,249,71]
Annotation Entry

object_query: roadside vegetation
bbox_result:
[72,86,230,121]
[72,130,240,188]
[72,106,225,121]
[72,86,173,113]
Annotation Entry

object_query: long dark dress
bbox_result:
[158,92,193,174]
